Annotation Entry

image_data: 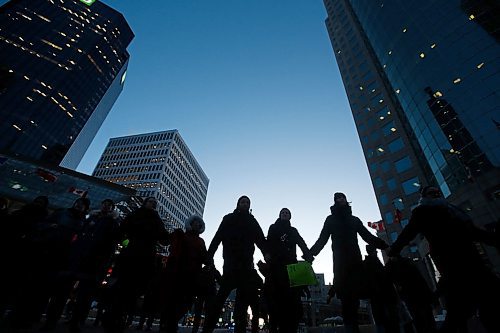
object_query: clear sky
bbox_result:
[77,0,382,284]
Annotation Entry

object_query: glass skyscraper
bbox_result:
[0,0,133,168]
[323,0,500,272]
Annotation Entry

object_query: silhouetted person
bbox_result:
[103,197,168,333]
[192,265,221,333]
[310,192,388,333]
[266,208,312,333]
[10,197,89,330]
[160,215,207,333]
[385,256,436,333]
[201,195,268,333]
[2,196,48,314]
[363,244,399,333]
[388,186,500,333]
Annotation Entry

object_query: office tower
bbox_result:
[0,0,133,168]
[323,0,500,271]
[93,130,209,231]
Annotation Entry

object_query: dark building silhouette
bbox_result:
[0,0,133,168]
[323,0,500,276]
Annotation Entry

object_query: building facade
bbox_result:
[92,130,209,231]
[323,0,500,274]
[0,153,136,212]
[0,0,133,168]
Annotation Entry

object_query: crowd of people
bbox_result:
[0,187,499,333]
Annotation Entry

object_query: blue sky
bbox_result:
[77,0,381,283]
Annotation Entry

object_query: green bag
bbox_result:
[287,261,318,287]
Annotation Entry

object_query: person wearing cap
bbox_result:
[388,185,500,333]
[202,195,268,333]
[310,192,388,333]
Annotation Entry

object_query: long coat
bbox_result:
[310,205,387,299]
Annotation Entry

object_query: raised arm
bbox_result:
[388,211,421,256]
[310,218,331,256]
[207,219,225,260]
[356,218,388,249]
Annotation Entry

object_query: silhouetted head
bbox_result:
[73,197,90,214]
[32,196,49,208]
[334,192,348,206]
[100,199,115,213]
[279,208,291,222]
[420,186,442,199]
[142,196,157,210]
[236,195,251,213]
[186,215,205,234]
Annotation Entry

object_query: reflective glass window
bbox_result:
[402,177,420,195]
[381,161,391,172]
[387,178,397,190]
[379,194,388,205]
[382,121,396,136]
[395,156,412,173]
[390,231,398,242]
[388,138,404,153]
[374,177,383,188]
[385,211,394,224]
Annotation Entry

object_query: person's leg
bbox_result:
[202,274,235,333]
[340,296,360,333]
[477,273,500,333]
[42,274,76,329]
[192,296,204,333]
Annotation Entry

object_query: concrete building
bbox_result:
[0,0,133,169]
[93,130,209,231]
[323,0,500,277]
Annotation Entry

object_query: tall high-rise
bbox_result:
[323,0,500,271]
[92,130,209,231]
[0,0,133,168]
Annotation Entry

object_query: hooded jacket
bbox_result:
[389,199,497,277]
[207,209,266,272]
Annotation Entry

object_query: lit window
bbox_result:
[469,14,475,20]
[395,89,400,94]
[402,28,407,33]
[379,99,384,103]
[390,127,397,132]
[433,91,443,98]
[388,50,392,55]
[42,145,48,150]
[13,124,22,131]
[23,75,29,80]
[359,86,364,90]
[477,62,484,69]
[377,147,385,152]
[453,78,461,84]
[419,52,425,58]
[431,43,436,48]
[383,64,387,68]
[8,69,14,73]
